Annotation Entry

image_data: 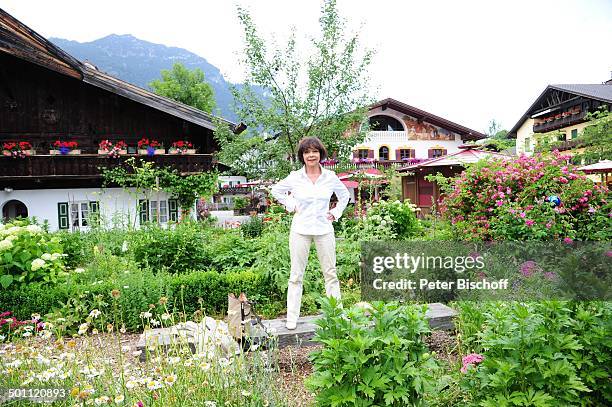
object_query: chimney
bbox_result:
[605,71,612,85]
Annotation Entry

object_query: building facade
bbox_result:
[508,81,612,156]
[0,9,242,230]
[351,98,485,165]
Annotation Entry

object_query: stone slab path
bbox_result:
[263,302,457,348]
[136,303,458,360]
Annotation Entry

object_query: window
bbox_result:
[571,129,578,139]
[358,149,370,159]
[429,148,446,158]
[399,149,415,160]
[524,137,532,152]
[58,201,99,230]
[150,200,168,223]
[558,133,567,142]
[378,146,389,160]
[71,202,90,228]
[368,115,404,131]
[139,199,178,224]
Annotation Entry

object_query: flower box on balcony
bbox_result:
[3,149,36,157]
[98,149,128,156]
[50,149,82,155]
[138,148,165,156]
[168,148,196,155]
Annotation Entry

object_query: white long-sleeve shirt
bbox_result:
[270,165,350,235]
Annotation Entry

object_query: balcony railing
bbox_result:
[365,131,408,142]
[322,159,428,171]
[0,154,216,179]
[218,186,252,194]
[533,110,587,133]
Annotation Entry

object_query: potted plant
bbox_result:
[2,141,35,158]
[137,138,164,156]
[233,196,248,215]
[50,140,81,155]
[169,140,195,154]
[98,140,127,158]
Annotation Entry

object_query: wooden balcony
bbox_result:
[0,153,218,180]
[533,110,587,133]
[322,159,428,171]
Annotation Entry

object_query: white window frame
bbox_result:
[70,201,91,230]
[149,200,169,224]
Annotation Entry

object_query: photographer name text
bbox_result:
[372,278,509,291]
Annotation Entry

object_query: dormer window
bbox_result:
[369,115,404,131]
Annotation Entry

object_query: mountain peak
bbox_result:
[48,35,266,122]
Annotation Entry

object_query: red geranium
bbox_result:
[171,140,193,153]
[53,140,78,149]
[3,141,32,152]
[99,139,127,158]
[137,138,161,149]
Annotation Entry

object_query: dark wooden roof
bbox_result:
[0,8,242,133]
[370,98,486,140]
[0,8,82,79]
[507,84,612,138]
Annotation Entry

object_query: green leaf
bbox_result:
[0,274,13,288]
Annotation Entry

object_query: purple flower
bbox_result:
[544,272,556,281]
[495,200,504,206]
[525,219,535,227]
[606,251,612,258]
[563,237,573,244]
[520,260,537,277]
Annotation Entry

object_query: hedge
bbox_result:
[0,269,278,331]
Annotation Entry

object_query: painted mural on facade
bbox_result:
[402,116,457,141]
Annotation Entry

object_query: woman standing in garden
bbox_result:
[271,137,350,330]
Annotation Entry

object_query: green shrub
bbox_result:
[207,230,256,270]
[241,215,264,238]
[129,222,212,273]
[307,298,439,406]
[457,301,612,406]
[0,220,67,288]
[438,153,611,240]
[0,267,276,332]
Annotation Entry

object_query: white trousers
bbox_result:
[287,231,341,324]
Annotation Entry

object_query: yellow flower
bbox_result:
[70,387,80,397]
[163,374,177,386]
[158,297,168,305]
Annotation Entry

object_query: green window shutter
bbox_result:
[139,199,149,224]
[168,199,178,222]
[89,201,100,226]
[57,202,69,230]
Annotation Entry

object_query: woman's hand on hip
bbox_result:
[326,212,335,221]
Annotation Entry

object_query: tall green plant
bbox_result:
[307,298,439,406]
[214,0,375,179]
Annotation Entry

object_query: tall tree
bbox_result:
[149,63,216,113]
[214,0,374,179]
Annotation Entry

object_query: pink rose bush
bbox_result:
[439,152,611,240]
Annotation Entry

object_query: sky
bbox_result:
[2,0,611,133]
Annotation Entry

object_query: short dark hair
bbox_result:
[297,137,328,164]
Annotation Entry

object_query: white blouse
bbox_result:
[271,165,350,235]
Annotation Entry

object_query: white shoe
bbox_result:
[286,321,297,330]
